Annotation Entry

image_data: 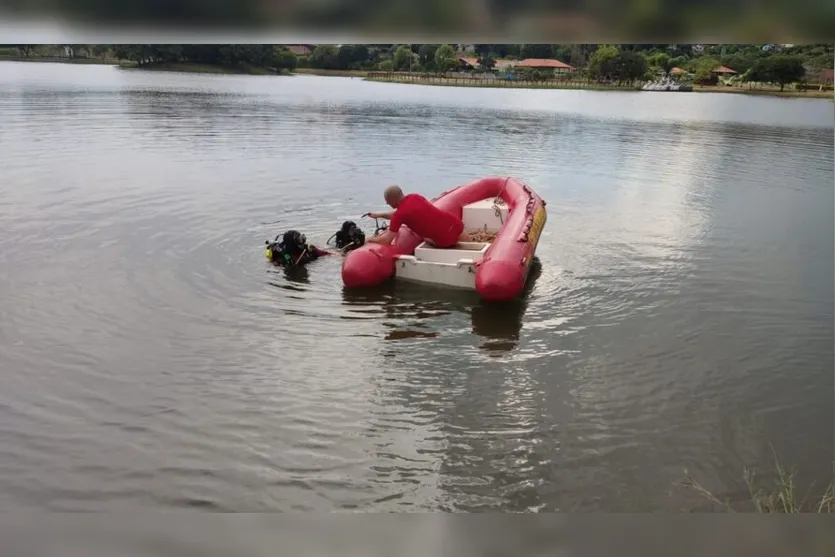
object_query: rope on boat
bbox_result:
[469,229,499,243]
[492,177,510,225]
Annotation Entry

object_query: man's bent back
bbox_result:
[366,185,469,248]
[390,193,464,248]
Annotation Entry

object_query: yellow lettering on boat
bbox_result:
[527,206,546,248]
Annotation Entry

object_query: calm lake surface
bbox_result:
[0,61,832,512]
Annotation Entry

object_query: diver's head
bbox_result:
[282,230,307,254]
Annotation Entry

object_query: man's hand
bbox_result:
[364,211,393,220]
[366,229,395,245]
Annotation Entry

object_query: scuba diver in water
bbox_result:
[264,220,368,267]
[329,220,366,253]
[265,230,334,267]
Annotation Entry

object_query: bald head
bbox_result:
[384,185,404,208]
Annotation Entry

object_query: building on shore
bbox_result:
[456,57,575,74]
[711,65,738,78]
[284,45,314,56]
[457,57,480,70]
[515,58,576,73]
[804,67,834,86]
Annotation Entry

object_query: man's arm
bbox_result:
[366,229,395,245]
[365,211,394,220]
[310,245,334,256]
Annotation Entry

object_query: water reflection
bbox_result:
[471,260,542,353]
[281,265,311,285]
[340,259,542,353]
[1,62,832,512]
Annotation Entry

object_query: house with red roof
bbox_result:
[284,45,314,56]
[711,65,738,77]
[458,57,575,75]
[515,58,575,72]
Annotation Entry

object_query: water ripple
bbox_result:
[0,61,832,512]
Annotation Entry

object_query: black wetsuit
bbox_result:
[266,230,330,266]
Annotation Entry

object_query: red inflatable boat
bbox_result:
[341,176,546,302]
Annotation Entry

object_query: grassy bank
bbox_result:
[0,55,119,65]
[694,84,833,99]
[117,61,278,76]
[0,57,281,76]
[365,73,641,91]
[294,68,369,77]
[363,72,833,99]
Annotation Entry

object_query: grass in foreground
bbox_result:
[683,447,834,513]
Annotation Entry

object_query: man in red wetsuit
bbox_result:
[366,185,470,248]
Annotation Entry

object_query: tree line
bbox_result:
[112,45,299,71]
[4,43,832,88]
[4,44,299,72]
[583,45,819,89]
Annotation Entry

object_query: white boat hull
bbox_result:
[393,199,511,290]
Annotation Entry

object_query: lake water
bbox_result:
[0,61,832,512]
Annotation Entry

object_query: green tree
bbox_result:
[393,45,413,70]
[418,44,438,71]
[15,45,36,57]
[552,44,572,63]
[434,44,457,73]
[669,55,688,70]
[690,56,720,84]
[808,52,834,70]
[106,44,297,72]
[90,44,111,58]
[747,55,805,91]
[647,52,673,76]
[337,45,369,70]
[269,48,297,71]
[587,45,620,79]
[718,50,762,75]
[616,50,649,82]
[520,44,553,59]
[309,45,339,69]
[745,59,769,84]
[667,45,693,58]
[477,54,495,71]
[473,44,491,57]
[379,59,394,71]
[491,44,513,58]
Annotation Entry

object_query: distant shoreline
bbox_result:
[363,72,834,99]
[0,55,118,65]
[294,68,369,78]
[116,61,280,76]
[692,85,833,99]
[0,56,283,76]
[2,57,831,99]
[365,73,642,92]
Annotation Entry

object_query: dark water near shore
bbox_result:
[0,61,832,512]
